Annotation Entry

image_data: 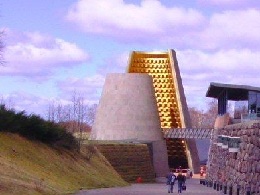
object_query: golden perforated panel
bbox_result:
[127,52,181,129]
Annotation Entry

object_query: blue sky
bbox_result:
[0,0,260,117]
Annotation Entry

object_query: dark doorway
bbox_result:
[166,138,188,169]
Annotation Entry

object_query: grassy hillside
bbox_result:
[0,132,128,195]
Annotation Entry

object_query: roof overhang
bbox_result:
[206,82,260,101]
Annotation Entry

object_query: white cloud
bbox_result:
[178,49,260,73]
[66,0,205,42]
[197,0,259,8]
[1,30,89,79]
[177,48,260,108]
[57,74,105,102]
[66,1,260,50]
[98,52,129,75]
[0,89,98,118]
[198,9,260,49]
[0,92,53,116]
[208,0,244,5]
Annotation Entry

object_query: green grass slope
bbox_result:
[0,132,128,195]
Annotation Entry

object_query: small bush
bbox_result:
[85,144,97,160]
[0,104,77,150]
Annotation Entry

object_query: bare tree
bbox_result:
[203,99,218,128]
[85,104,97,126]
[189,99,218,129]
[47,102,56,122]
[46,92,96,147]
[189,107,206,128]
[72,92,85,146]
[0,96,15,110]
[234,101,248,119]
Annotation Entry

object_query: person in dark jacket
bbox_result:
[166,170,176,193]
[190,170,193,178]
[177,172,185,193]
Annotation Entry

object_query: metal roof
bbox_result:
[206,82,260,101]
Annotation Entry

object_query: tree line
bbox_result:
[46,92,97,143]
[0,104,78,150]
[189,100,218,129]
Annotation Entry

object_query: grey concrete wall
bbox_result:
[152,140,170,178]
[90,73,163,142]
[169,49,200,173]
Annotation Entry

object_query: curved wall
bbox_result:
[90,73,163,141]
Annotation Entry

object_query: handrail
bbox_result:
[241,112,260,122]
[164,128,215,139]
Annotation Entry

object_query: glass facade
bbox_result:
[217,89,227,115]
[248,91,260,117]
[234,101,248,119]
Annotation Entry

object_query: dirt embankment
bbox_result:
[0,132,128,195]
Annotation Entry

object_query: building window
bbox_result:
[248,91,260,116]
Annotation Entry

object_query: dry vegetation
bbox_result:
[0,132,128,195]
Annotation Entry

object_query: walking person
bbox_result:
[177,172,185,193]
[186,169,190,179]
[166,170,176,193]
[190,170,193,178]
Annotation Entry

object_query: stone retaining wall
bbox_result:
[96,143,156,183]
[206,121,260,194]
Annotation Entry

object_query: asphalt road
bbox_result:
[75,177,221,195]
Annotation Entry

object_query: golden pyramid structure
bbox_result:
[127,49,200,172]
[127,50,190,129]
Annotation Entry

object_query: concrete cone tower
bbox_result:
[91,73,163,141]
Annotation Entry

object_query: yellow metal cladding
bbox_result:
[127,51,181,129]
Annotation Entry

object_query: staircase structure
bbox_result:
[127,49,200,173]
[97,144,155,183]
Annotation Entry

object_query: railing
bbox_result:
[241,112,260,122]
[164,128,215,139]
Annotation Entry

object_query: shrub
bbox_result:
[0,104,77,150]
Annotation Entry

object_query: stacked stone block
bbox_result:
[206,121,260,194]
[96,144,156,183]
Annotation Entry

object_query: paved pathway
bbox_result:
[75,177,221,195]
